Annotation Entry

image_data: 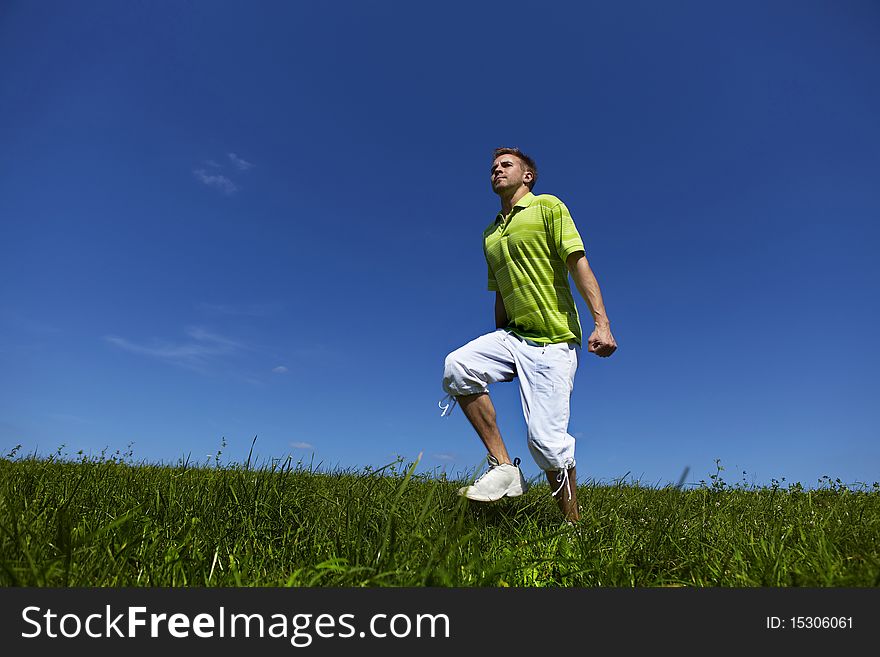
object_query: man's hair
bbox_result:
[493,147,538,190]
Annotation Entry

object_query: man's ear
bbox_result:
[523,170,534,185]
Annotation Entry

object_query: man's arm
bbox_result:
[495,291,509,329]
[566,251,617,357]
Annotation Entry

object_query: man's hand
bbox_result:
[587,323,617,357]
[565,252,618,358]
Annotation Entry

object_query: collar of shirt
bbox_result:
[495,191,536,225]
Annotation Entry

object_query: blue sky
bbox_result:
[1,0,878,489]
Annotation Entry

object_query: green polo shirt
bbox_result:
[483,192,585,345]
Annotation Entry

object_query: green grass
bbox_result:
[1,445,878,587]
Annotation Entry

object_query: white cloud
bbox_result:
[228,152,254,171]
[432,453,456,462]
[290,441,314,450]
[184,326,245,349]
[193,168,239,195]
[104,326,247,371]
[272,366,288,373]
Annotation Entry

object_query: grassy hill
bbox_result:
[2,448,878,587]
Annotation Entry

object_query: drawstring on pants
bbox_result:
[552,466,572,501]
[438,393,458,417]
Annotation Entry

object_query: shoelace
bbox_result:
[472,456,519,484]
[472,464,496,485]
[474,454,520,486]
[552,467,572,501]
[438,393,458,417]
[473,455,499,483]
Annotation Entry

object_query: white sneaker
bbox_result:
[458,455,529,501]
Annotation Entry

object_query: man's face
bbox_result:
[491,154,531,194]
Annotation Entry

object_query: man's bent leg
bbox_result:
[442,331,528,500]
[442,331,517,464]
[546,466,579,522]
[457,393,528,501]
[458,392,512,465]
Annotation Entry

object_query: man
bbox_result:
[440,147,617,522]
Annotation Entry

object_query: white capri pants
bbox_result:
[442,329,579,472]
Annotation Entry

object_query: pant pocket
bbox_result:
[535,343,575,395]
[533,348,557,395]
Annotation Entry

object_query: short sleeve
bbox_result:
[548,200,585,262]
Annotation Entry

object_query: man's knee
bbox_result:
[442,349,465,394]
[442,348,460,381]
[442,349,485,396]
[443,349,459,376]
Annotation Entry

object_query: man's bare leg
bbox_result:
[457,392,512,465]
[546,466,579,522]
